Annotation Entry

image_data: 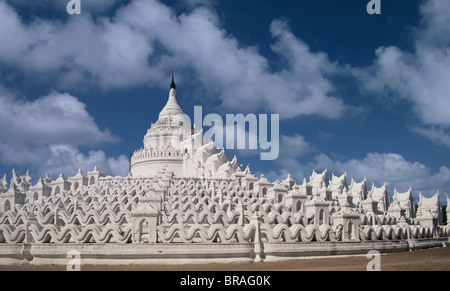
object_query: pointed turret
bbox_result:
[158,71,184,121]
[170,70,176,90]
[0,174,7,192]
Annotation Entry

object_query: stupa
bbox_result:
[130,72,239,178]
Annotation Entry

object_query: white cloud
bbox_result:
[293,152,449,200]
[332,153,450,200]
[0,0,348,119]
[320,153,430,186]
[410,126,450,148]
[0,88,126,178]
[131,2,348,119]
[355,0,450,131]
[0,143,129,179]
[0,90,117,146]
[0,144,51,169]
[266,134,314,181]
[42,145,129,178]
[355,45,450,127]
[417,0,450,47]
[266,133,448,200]
[278,134,313,160]
[265,20,345,119]
[0,0,154,89]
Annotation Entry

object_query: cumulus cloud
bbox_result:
[271,149,449,201]
[355,45,450,127]
[279,134,313,159]
[266,133,448,200]
[324,153,448,200]
[311,153,429,186]
[0,0,348,119]
[119,0,343,119]
[0,0,154,88]
[0,88,127,179]
[264,20,345,119]
[0,143,129,179]
[314,152,450,200]
[0,91,117,146]
[42,145,129,178]
[264,134,314,182]
[354,0,450,146]
[416,0,450,48]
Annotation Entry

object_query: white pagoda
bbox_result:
[130,73,239,178]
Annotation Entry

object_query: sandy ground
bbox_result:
[1,247,449,271]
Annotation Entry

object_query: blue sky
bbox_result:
[0,0,449,203]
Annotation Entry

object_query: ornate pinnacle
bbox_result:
[170,70,176,90]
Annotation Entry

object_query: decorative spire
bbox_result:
[158,71,184,121]
[170,70,176,90]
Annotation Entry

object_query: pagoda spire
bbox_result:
[158,71,184,121]
[170,70,176,90]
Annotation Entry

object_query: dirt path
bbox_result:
[1,247,449,271]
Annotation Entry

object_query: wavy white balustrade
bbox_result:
[0,173,447,246]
